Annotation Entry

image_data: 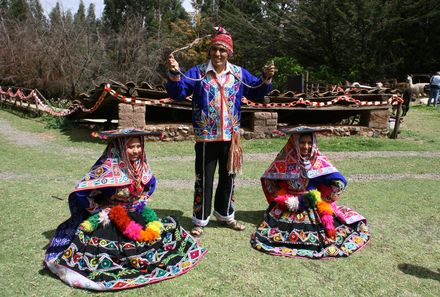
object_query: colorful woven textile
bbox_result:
[46,215,206,290]
[252,130,370,259]
[45,131,207,290]
[73,141,153,193]
[251,204,369,259]
[166,62,271,142]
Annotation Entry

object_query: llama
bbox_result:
[407,75,428,103]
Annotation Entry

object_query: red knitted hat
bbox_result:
[210,27,233,56]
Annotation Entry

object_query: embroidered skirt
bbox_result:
[250,203,370,259]
[46,214,207,290]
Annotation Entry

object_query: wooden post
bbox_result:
[35,89,47,116]
[35,100,39,115]
[305,71,309,96]
[390,102,402,139]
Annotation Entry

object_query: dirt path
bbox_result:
[1,114,440,185]
[2,116,439,160]
[0,118,50,147]
[155,173,440,189]
[150,151,440,162]
[0,118,98,158]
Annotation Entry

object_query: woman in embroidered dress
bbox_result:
[45,129,206,291]
[250,127,370,259]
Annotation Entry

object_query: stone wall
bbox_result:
[143,124,194,141]
[118,104,146,129]
[317,126,388,137]
[359,109,390,129]
[248,111,278,139]
[126,108,390,141]
[141,124,388,141]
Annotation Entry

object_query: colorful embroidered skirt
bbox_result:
[46,215,207,290]
[250,204,370,259]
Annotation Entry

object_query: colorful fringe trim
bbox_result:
[80,205,163,242]
[227,131,243,175]
[277,189,336,239]
[109,205,163,242]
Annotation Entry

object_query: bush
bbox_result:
[271,56,304,91]
[40,114,73,129]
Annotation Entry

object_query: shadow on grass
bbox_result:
[154,209,265,230]
[236,210,265,226]
[42,229,56,240]
[59,125,107,144]
[38,266,59,280]
[154,209,193,230]
[41,229,56,250]
[398,263,440,282]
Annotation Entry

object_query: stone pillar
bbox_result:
[251,111,278,138]
[118,103,146,129]
[367,109,389,129]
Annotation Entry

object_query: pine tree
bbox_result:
[86,3,97,29]
[9,0,30,21]
[0,0,9,11]
[64,10,74,28]
[29,0,46,24]
[74,0,86,28]
[49,2,62,28]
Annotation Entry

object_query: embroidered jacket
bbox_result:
[166,62,271,142]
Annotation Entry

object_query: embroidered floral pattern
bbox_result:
[193,64,241,141]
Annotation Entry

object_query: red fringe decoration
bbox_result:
[316,201,336,239]
[273,194,289,210]
[109,205,131,231]
[320,211,336,239]
[227,132,243,174]
[109,205,162,242]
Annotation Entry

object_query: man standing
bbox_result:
[428,71,440,108]
[166,27,275,236]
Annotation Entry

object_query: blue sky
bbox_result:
[41,0,193,17]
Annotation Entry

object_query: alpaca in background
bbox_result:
[407,75,428,103]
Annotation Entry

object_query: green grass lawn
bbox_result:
[0,106,439,296]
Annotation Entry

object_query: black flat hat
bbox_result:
[281,126,329,135]
[98,129,162,140]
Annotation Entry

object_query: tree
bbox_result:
[49,2,62,28]
[192,0,278,73]
[9,0,29,21]
[271,56,304,90]
[0,0,9,11]
[29,0,46,24]
[74,0,86,28]
[86,3,97,29]
[64,9,74,27]
[103,0,188,34]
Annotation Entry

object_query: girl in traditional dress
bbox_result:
[45,129,206,290]
[250,127,370,259]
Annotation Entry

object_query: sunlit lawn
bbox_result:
[0,106,439,296]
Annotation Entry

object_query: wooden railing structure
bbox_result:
[0,82,404,138]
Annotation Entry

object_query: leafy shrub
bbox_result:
[40,114,73,129]
[271,56,304,91]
